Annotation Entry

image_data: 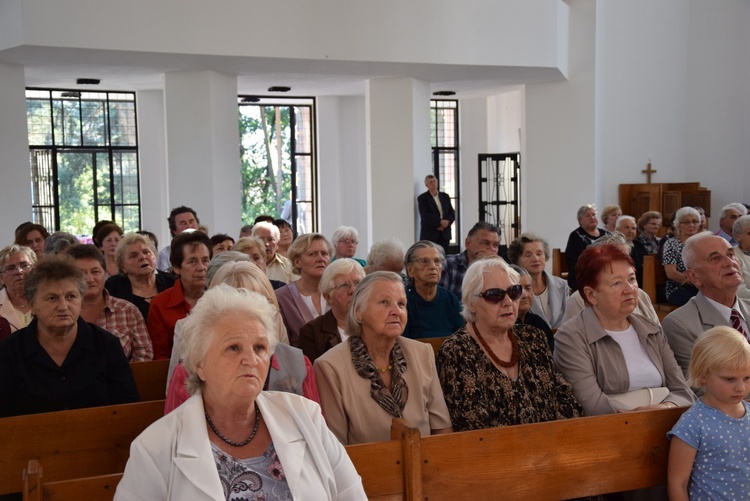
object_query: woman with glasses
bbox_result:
[276,233,333,347]
[402,241,463,339]
[554,244,693,416]
[315,271,453,444]
[331,226,367,267]
[436,257,580,431]
[0,245,37,335]
[299,258,365,363]
[663,206,703,306]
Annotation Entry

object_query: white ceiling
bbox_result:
[3,45,563,98]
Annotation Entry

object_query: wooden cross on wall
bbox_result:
[642,162,657,184]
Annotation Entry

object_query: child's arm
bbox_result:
[667,437,696,501]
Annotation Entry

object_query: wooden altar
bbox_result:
[618,182,711,228]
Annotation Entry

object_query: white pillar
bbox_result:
[0,63,32,244]
[366,78,431,247]
[163,71,242,238]
[136,89,170,245]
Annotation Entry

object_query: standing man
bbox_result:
[157,206,199,272]
[439,221,501,299]
[662,232,750,377]
[417,174,455,252]
[714,203,748,246]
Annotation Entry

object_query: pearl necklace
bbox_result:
[205,402,261,448]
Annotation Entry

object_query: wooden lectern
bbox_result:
[619,182,711,228]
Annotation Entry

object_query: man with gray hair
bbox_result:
[662,232,750,377]
[714,202,748,246]
[439,221,501,299]
[252,221,295,284]
[365,238,406,276]
[417,174,455,252]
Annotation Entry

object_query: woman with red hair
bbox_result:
[553,244,694,416]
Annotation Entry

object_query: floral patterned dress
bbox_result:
[436,324,581,432]
[211,442,292,501]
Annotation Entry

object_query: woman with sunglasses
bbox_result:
[402,241,463,339]
[436,257,581,432]
[554,244,693,416]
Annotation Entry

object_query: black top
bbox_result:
[565,226,610,291]
[517,311,555,350]
[0,318,140,417]
[105,271,176,321]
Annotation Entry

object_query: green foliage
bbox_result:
[238,106,292,223]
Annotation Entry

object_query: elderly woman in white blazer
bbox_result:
[116,285,364,501]
[507,233,569,329]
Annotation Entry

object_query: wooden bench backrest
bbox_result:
[23,460,122,501]
[419,407,686,499]
[417,336,448,355]
[552,248,568,279]
[0,400,164,495]
[130,359,170,401]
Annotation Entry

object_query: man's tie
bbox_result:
[730,308,748,340]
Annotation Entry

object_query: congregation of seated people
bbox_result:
[3,199,750,499]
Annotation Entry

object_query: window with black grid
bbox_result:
[430,99,460,252]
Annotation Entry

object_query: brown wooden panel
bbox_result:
[43,474,122,501]
[130,359,170,402]
[0,400,164,495]
[419,407,686,500]
[418,337,448,355]
[346,440,406,500]
[551,248,567,279]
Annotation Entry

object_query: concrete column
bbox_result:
[163,71,242,238]
[366,78,431,247]
[0,63,33,244]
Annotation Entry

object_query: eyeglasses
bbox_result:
[2,262,33,275]
[339,238,358,245]
[476,285,523,304]
[413,257,444,267]
[332,280,361,292]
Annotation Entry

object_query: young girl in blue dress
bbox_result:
[667,326,750,500]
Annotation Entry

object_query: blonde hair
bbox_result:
[287,233,333,275]
[208,261,278,309]
[688,326,750,387]
[233,236,265,256]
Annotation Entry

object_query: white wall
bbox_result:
[0,63,31,244]
[317,96,368,256]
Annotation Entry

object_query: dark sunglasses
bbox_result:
[477,285,523,304]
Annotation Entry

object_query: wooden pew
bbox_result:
[0,400,164,496]
[23,460,122,501]
[642,254,678,322]
[552,248,568,279]
[130,358,170,402]
[21,417,420,501]
[419,407,687,499]
[417,336,448,355]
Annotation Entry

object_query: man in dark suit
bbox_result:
[417,174,455,251]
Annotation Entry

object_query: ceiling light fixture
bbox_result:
[241,96,261,103]
[76,78,100,85]
[268,86,291,92]
[433,91,456,96]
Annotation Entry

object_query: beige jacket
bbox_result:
[554,307,694,416]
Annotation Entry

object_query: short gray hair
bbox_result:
[720,203,748,219]
[673,206,702,237]
[592,232,632,253]
[404,240,444,276]
[251,221,280,241]
[346,271,404,338]
[733,215,750,240]
[507,232,550,264]
[44,232,79,255]
[576,204,596,222]
[0,244,37,269]
[181,284,279,395]
[509,264,529,278]
[320,258,365,296]
[366,239,405,273]
[115,233,157,273]
[682,232,723,269]
[461,257,519,323]
[330,226,359,246]
[615,215,636,229]
[206,251,251,285]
